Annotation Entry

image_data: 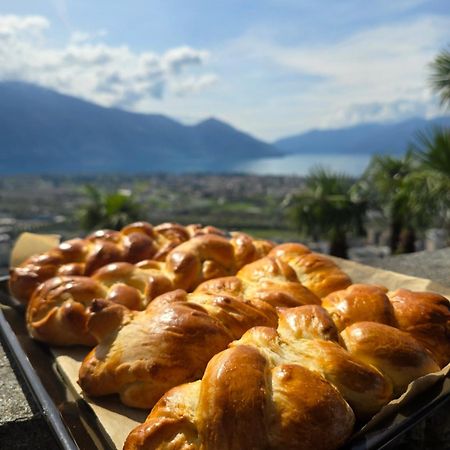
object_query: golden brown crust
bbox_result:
[189,294,278,339]
[78,292,235,408]
[268,363,354,450]
[234,324,392,421]
[268,244,352,297]
[322,284,396,332]
[126,295,445,449]
[26,261,175,346]
[26,276,106,346]
[25,234,276,347]
[196,256,321,308]
[197,345,270,449]
[268,242,311,258]
[341,322,440,395]
[277,305,340,342]
[229,232,275,269]
[185,223,225,238]
[124,347,355,450]
[78,254,320,408]
[9,221,225,305]
[165,235,237,291]
[388,289,450,367]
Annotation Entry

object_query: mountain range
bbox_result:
[275,116,450,155]
[0,81,277,174]
[0,81,448,174]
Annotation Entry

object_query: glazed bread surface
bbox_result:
[341,321,440,395]
[123,294,446,450]
[269,243,352,298]
[124,347,355,450]
[388,288,450,368]
[320,284,449,368]
[321,283,397,332]
[9,221,225,305]
[78,256,322,408]
[26,233,275,346]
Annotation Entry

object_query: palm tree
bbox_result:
[429,46,450,108]
[361,153,419,253]
[412,127,450,176]
[357,152,447,254]
[289,167,365,258]
[409,127,450,234]
[78,185,143,231]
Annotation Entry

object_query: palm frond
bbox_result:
[429,47,450,108]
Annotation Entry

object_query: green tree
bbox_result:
[429,46,450,108]
[356,152,447,254]
[289,167,365,258]
[78,185,143,231]
[413,127,450,176]
[409,127,450,231]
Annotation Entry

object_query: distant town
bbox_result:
[3,167,448,275]
[0,174,307,273]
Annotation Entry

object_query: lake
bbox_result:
[236,154,372,177]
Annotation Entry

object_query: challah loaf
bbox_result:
[78,256,322,408]
[340,321,440,395]
[388,288,450,368]
[124,303,442,450]
[26,233,274,346]
[321,283,396,331]
[321,284,450,368]
[9,221,225,304]
[124,349,355,450]
[268,243,352,297]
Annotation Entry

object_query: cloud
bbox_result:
[332,98,442,126]
[0,14,217,108]
[220,15,450,137]
[70,29,108,45]
[172,74,218,96]
[0,14,49,39]
[163,46,209,74]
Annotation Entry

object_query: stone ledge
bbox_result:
[363,247,450,288]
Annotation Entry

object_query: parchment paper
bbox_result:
[10,233,450,450]
[10,232,60,267]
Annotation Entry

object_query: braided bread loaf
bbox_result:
[26,233,274,346]
[321,284,450,368]
[124,302,442,450]
[78,255,322,408]
[268,243,352,297]
[388,288,450,368]
[9,221,225,305]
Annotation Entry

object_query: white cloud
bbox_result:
[172,74,218,96]
[69,29,108,45]
[162,46,209,74]
[0,15,216,108]
[331,98,442,127]
[219,15,450,138]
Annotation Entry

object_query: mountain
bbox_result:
[275,116,450,155]
[0,81,278,174]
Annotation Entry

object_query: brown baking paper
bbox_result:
[10,232,60,267]
[10,233,450,449]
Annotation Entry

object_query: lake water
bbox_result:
[236,154,372,177]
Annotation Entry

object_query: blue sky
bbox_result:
[0,0,449,140]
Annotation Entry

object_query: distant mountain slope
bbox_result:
[275,116,450,155]
[0,81,278,174]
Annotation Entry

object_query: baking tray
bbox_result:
[0,275,449,450]
[0,276,114,450]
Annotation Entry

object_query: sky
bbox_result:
[0,0,449,141]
